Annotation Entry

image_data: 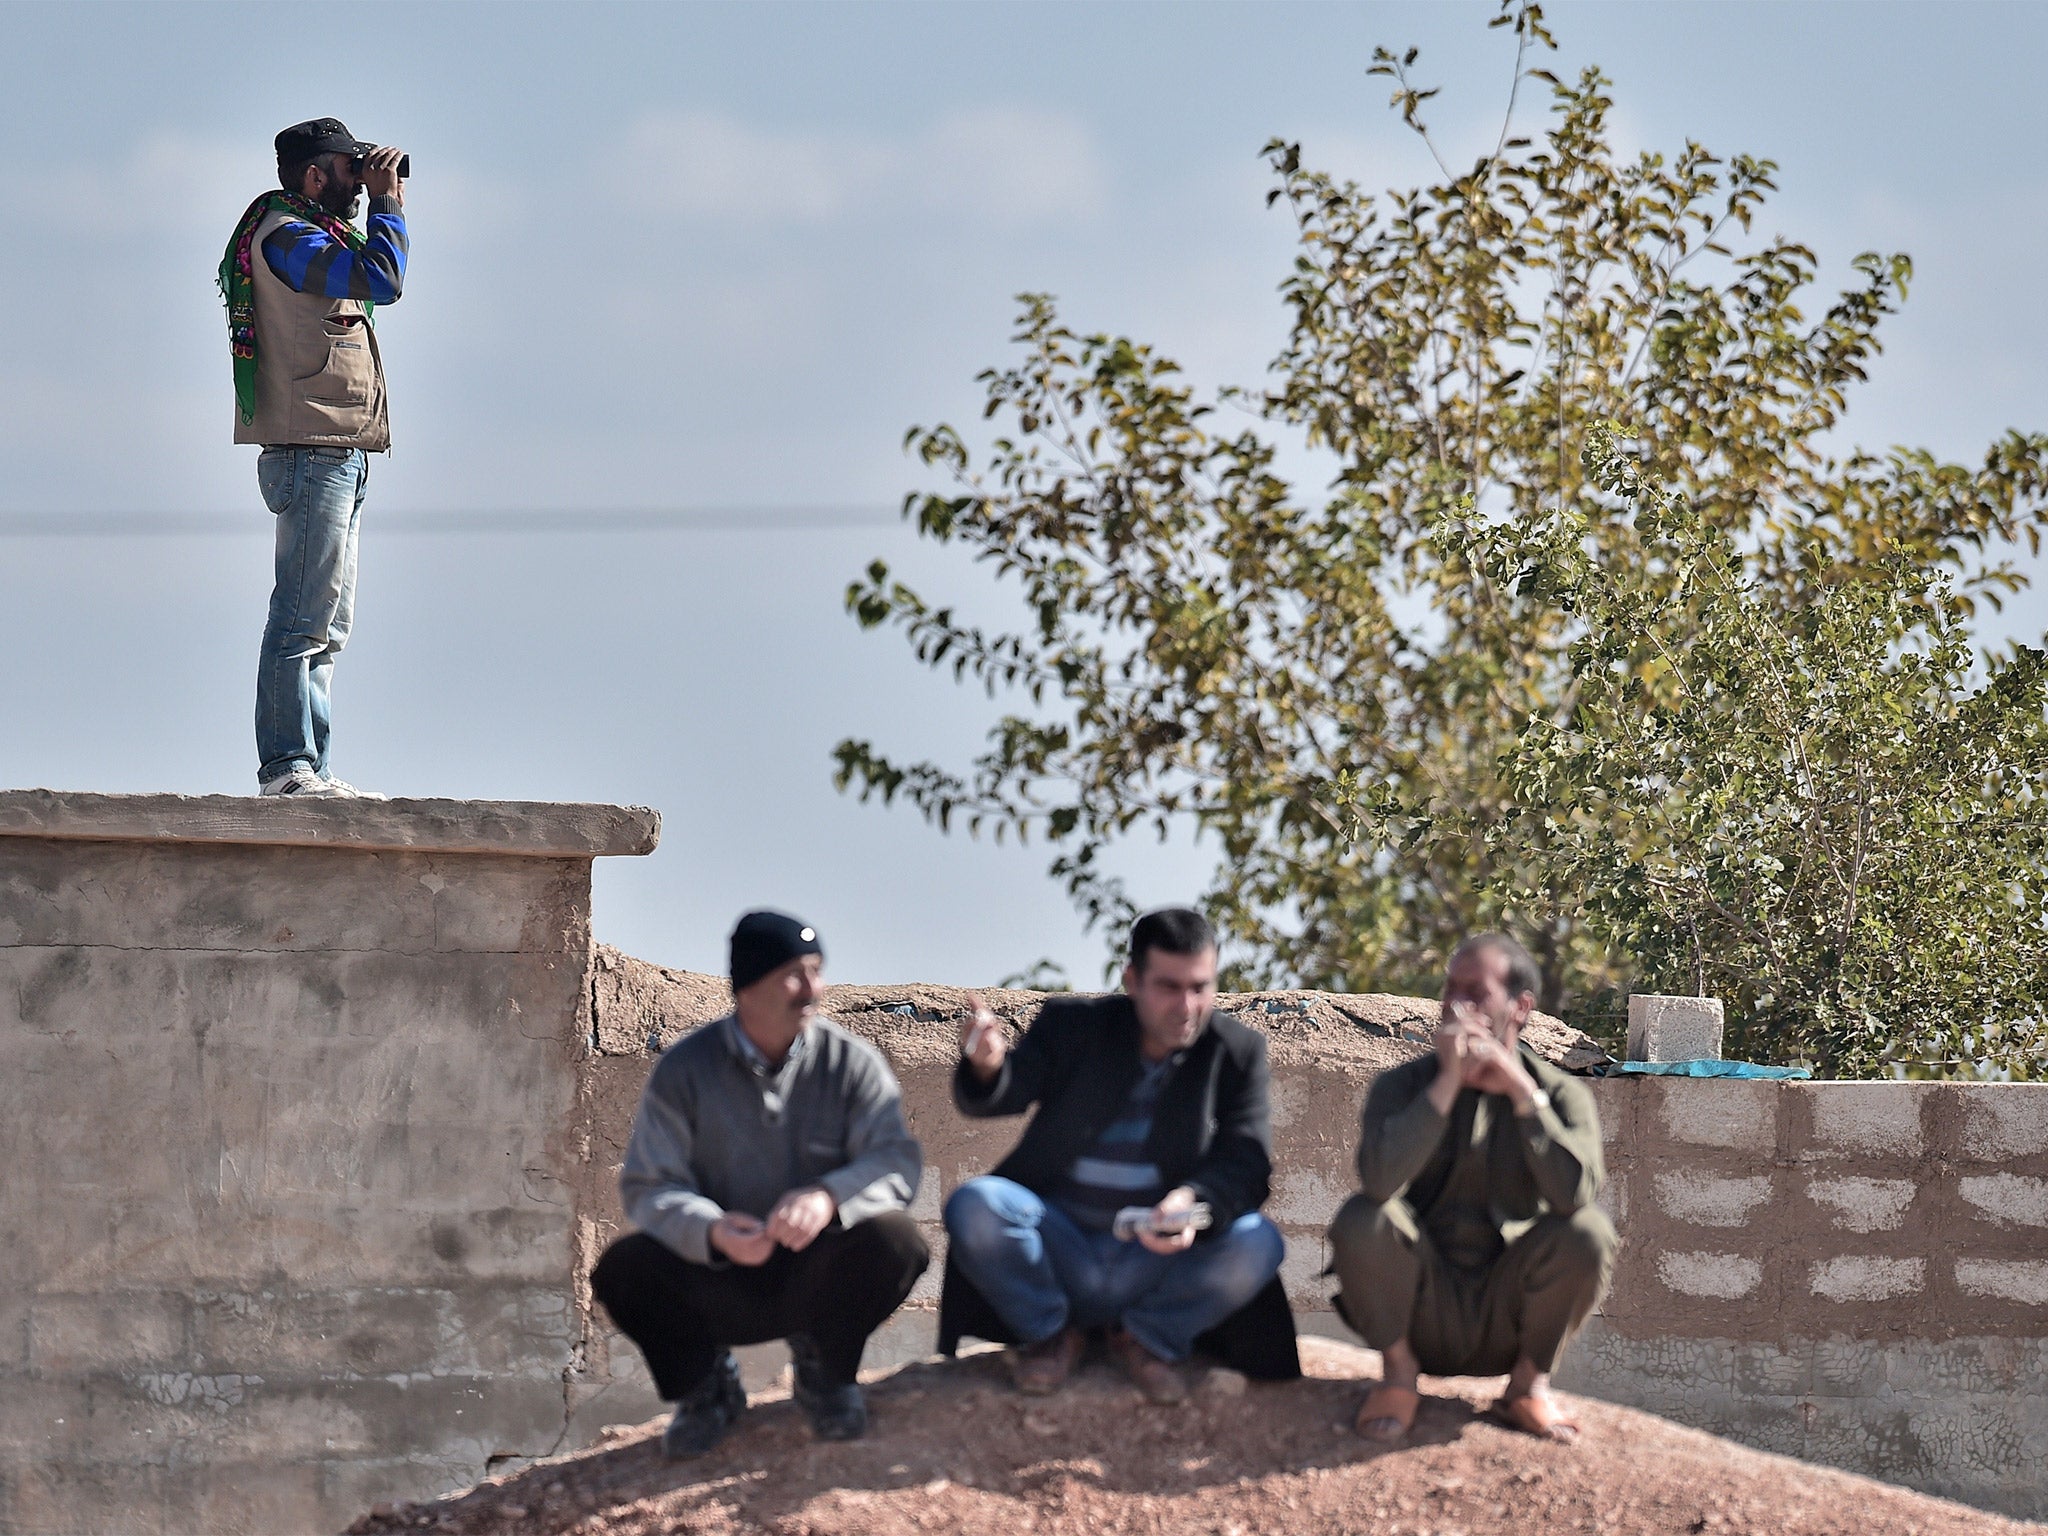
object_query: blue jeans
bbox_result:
[944,1175,1285,1363]
[255,446,368,783]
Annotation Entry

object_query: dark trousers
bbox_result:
[591,1212,930,1399]
[1328,1194,1616,1377]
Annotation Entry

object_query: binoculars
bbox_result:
[350,153,411,179]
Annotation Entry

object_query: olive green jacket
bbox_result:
[1354,1045,1603,1258]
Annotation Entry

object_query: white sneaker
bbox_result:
[322,776,388,801]
[259,764,350,798]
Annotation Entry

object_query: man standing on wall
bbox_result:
[592,912,929,1457]
[940,908,1293,1404]
[219,118,408,799]
[1328,931,1617,1445]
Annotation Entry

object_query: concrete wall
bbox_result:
[1559,1076,2048,1520]
[0,791,658,1536]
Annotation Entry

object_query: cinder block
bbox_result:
[28,1294,192,1374]
[168,1460,329,1536]
[1956,1086,2048,1161]
[1654,1250,1762,1300]
[444,1285,577,1378]
[1584,1078,1638,1150]
[1809,1256,1924,1302]
[1801,1083,1926,1159]
[1554,1321,1739,1397]
[190,1288,454,1376]
[1957,1172,2048,1229]
[1627,994,1724,1062]
[1884,1335,2048,1396]
[1731,1339,1812,1397]
[1806,1175,1916,1233]
[4,1456,168,1536]
[1652,1171,1772,1227]
[1953,1259,2048,1306]
[1797,1396,1939,1488]
[1655,1078,1776,1150]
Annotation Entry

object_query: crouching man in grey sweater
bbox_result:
[591,911,928,1458]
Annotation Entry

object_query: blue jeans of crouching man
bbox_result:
[255,445,368,784]
[945,1175,1285,1362]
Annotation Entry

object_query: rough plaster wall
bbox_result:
[0,836,596,1536]
[580,954,2048,1522]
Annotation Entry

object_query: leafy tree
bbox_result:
[1432,424,2047,1077]
[834,1,2048,1063]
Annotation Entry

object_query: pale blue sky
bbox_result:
[3,2,2044,984]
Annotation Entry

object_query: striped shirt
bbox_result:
[261,194,408,303]
[1050,1052,1180,1230]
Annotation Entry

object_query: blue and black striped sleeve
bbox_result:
[260,195,408,303]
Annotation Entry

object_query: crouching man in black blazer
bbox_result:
[940,909,1293,1404]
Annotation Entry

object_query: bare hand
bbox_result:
[1136,1186,1200,1255]
[1464,1032,1540,1106]
[765,1185,837,1252]
[361,145,406,204]
[959,991,1007,1082]
[709,1212,774,1266]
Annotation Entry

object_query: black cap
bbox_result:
[729,910,824,992]
[275,117,373,167]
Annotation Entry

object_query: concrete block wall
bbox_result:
[1557,1077,2048,1519]
[0,792,658,1536]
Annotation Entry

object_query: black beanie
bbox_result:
[729,910,824,992]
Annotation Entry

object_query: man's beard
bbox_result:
[314,182,360,221]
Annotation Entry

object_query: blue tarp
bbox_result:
[1597,1059,1812,1080]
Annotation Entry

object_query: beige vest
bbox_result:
[233,207,391,450]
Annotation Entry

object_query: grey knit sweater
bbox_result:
[619,1013,923,1265]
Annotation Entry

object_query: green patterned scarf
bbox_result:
[217,191,372,426]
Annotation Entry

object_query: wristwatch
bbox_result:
[1517,1088,1552,1117]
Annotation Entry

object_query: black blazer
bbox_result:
[939,993,1298,1380]
[950,993,1273,1230]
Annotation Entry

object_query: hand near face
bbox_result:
[709,1212,774,1267]
[959,991,1007,1082]
[1434,1003,1482,1077]
[1136,1185,1201,1255]
[765,1185,838,1252]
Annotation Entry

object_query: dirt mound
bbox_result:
[587,946,1610,1073]
[344,1339,2033,1536]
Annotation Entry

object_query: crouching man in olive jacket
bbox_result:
[1330,931,1615,1446]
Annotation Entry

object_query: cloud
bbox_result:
[613,105,1109,230]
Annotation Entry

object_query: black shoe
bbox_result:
[788,1333,868,1442]
[662,1352,747,1459]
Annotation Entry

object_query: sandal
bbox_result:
[1354,1383,1421,1444]
[1490,1391,1581,1444]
